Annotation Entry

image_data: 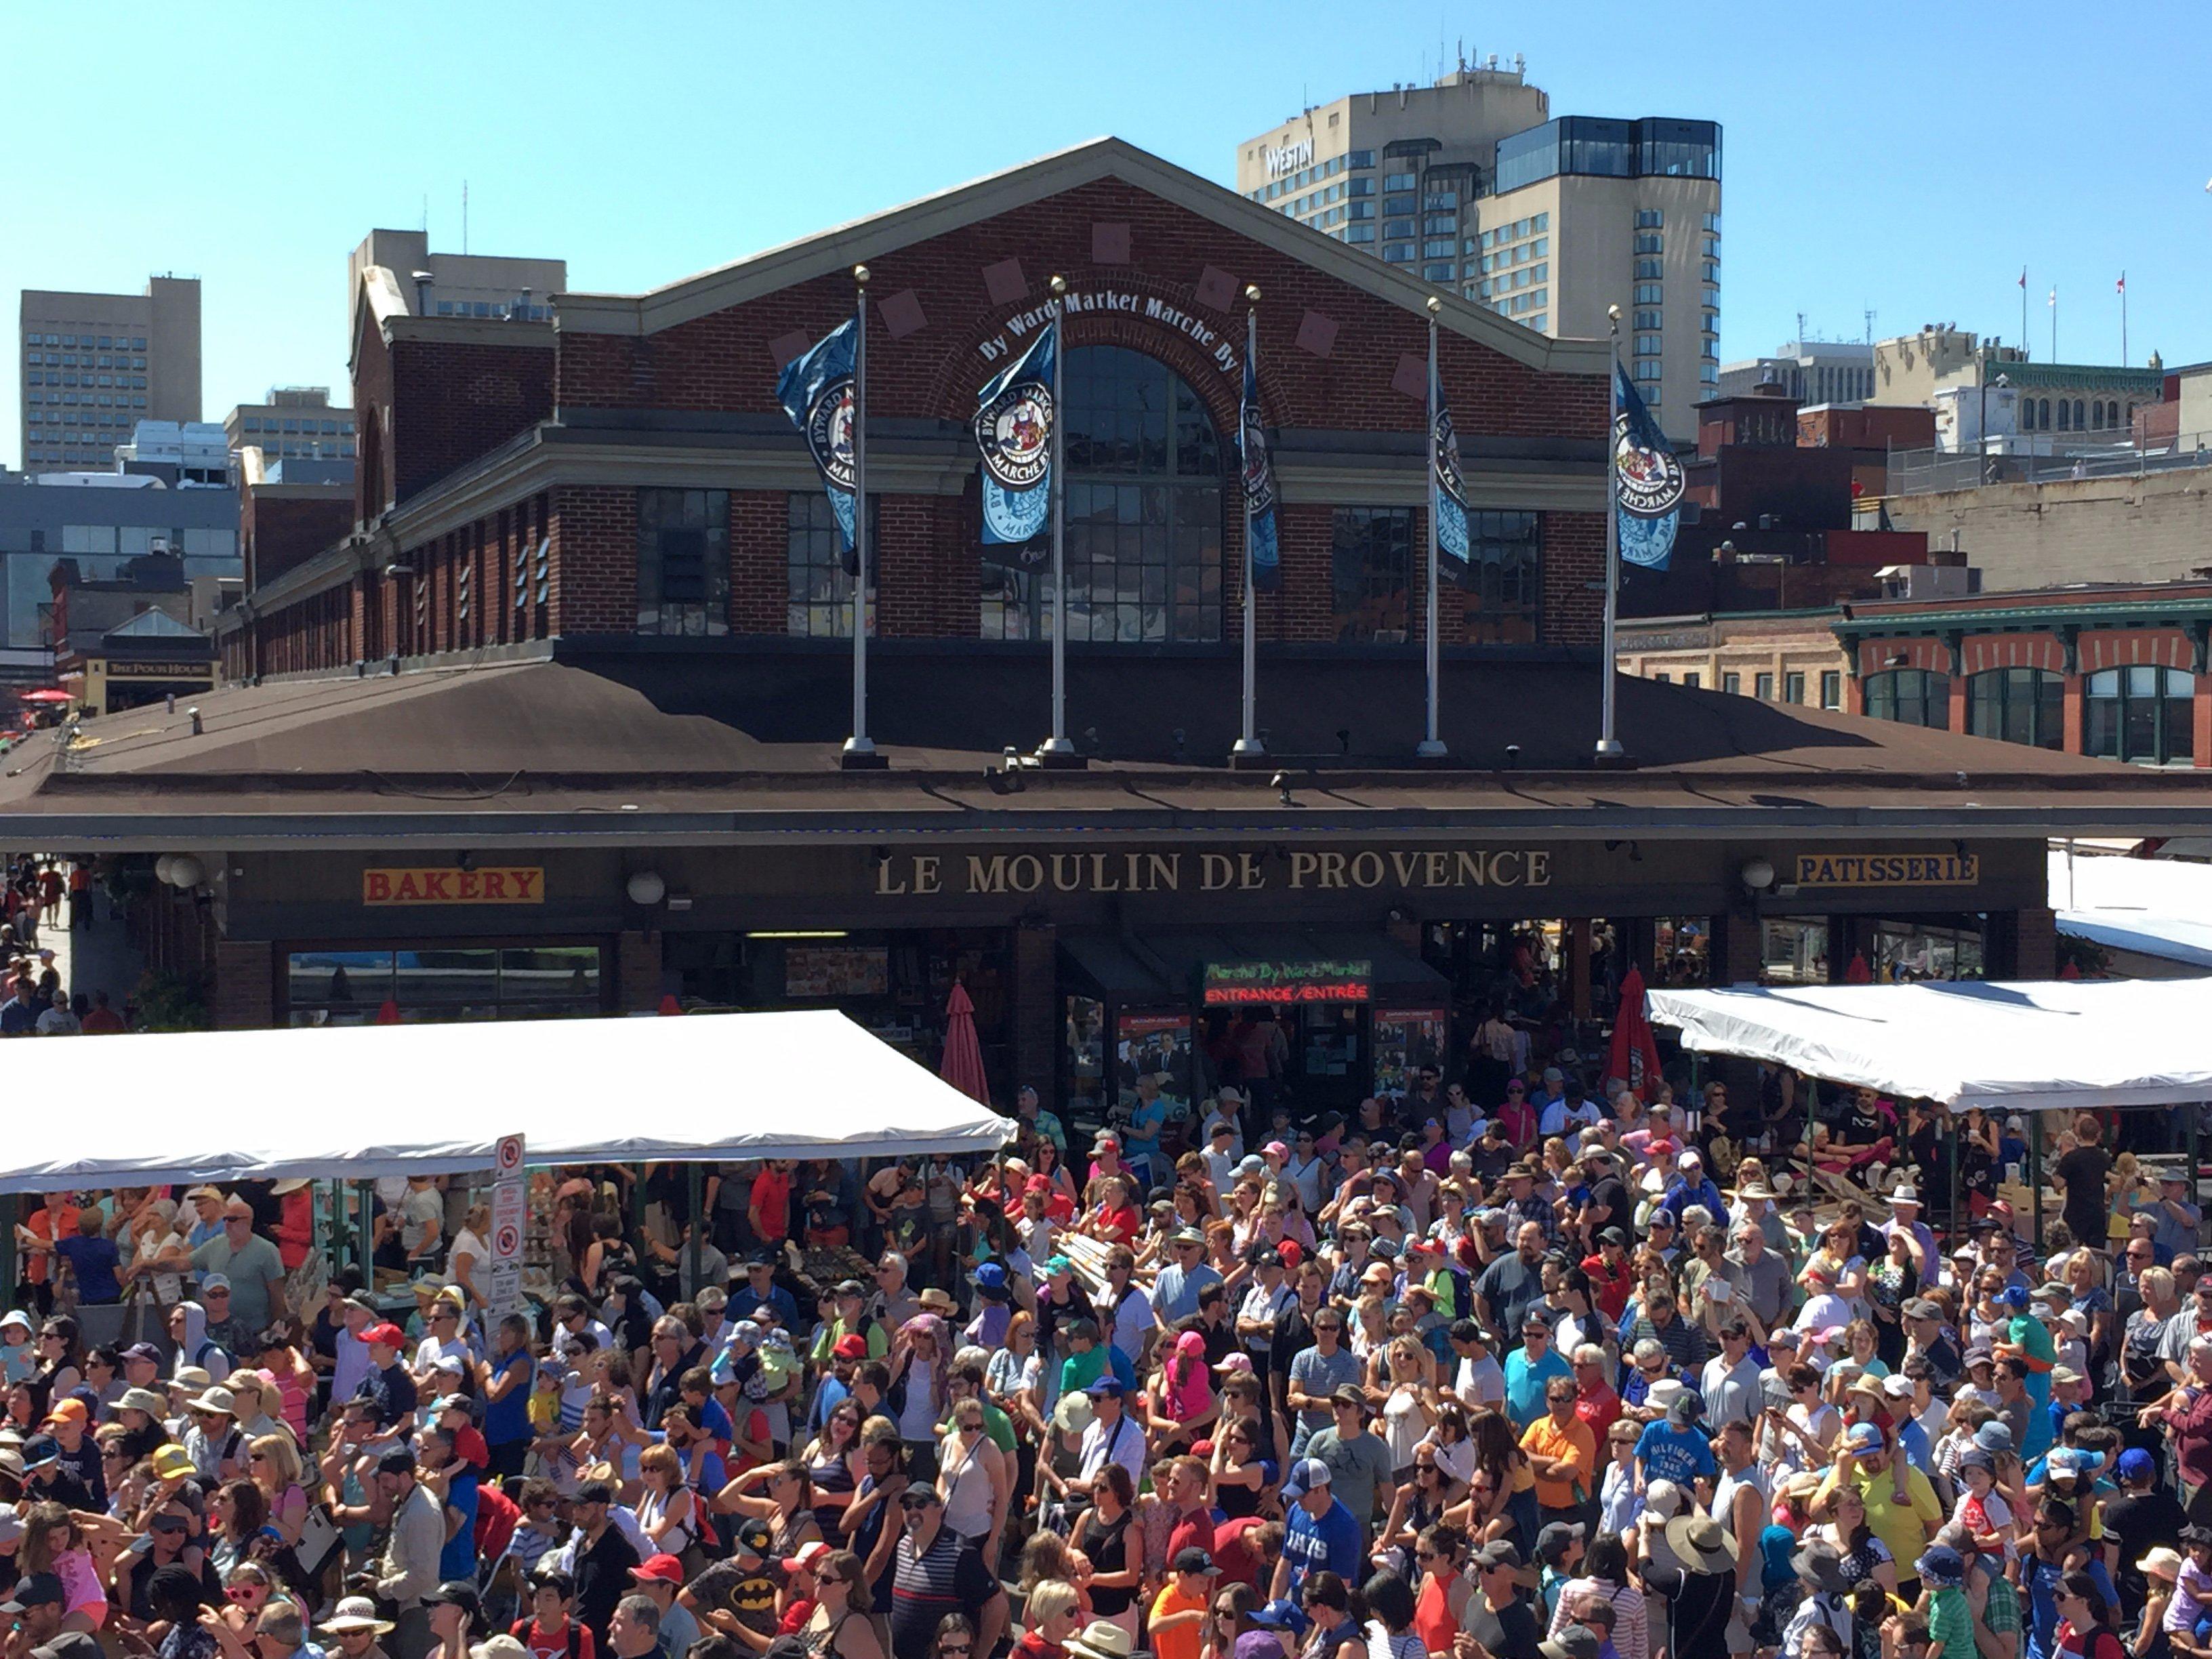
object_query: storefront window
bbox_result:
[979,346,1223,643]
[1065,996,1107,1123]
[1651,918,1709,986]
[1967,668,2063,750]
[285,945,603,1025]
[1118,1012,1192,1124]
[636,487,730,636]
[2085,666,2194,766]
[1759,919,1828,985]
[1873,920,1983,981]
[1863,668,1949,729]
[1373,1007,1448,1093]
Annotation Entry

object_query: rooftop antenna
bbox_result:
[1796,310,1807,348]
[1864,306,1875,347]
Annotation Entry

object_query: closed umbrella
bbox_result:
[1605,964,1666,1097]
[1844,951,1872,984]
[939,981,991,1106]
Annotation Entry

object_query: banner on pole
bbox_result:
[1431,361,1470,579]
[975,319,1056,556]
[775,321,860,575]
[1614,365,1683,572]
[1241,352,1280,592]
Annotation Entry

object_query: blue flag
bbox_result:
[1614,364,1684,572]
[775,319,859,573]
[1431,361,1469,578]
[975,319,1055,552]
[1240,352,1280,592]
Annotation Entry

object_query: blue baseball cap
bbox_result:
[2001,1285,2029,1310]
[2118,1448,2157,1482]
[1282,1457,1332,1500]
[1250,1600,1311,1637]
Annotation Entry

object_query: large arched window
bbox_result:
[2073,398,2087,430]
[979,346,1223,642]
[2087,666,2194,765]
[2039,398,2052,430]
[2057,398,2070,431]
[1863,668,1950,729]
[1967,667,2063,749]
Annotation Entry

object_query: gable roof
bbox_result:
[556,136,1609,378]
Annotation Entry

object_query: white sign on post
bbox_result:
[489,1132,525,1319]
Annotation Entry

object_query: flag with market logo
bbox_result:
[1241,351,1280,591]
[775,318,859,573]
[1614,363,1684,571]
[974,319,1056,554]
[1431,360,1470,577]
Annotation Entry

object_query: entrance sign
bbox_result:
[1794,853,1980,888]
[1203,958,1372,1006]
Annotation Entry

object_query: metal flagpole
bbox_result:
[1039,276,1074,761]
[1233,292,1264,760]
[1418,298,1446,758]
[2121,273,2128,366]
[842,266,876,765]
[1595,305,1625,761]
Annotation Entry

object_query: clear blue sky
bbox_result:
[6,0,2208,462]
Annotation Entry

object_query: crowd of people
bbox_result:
[1,1059,2211,1659]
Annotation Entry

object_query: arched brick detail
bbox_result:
[2079,628,2192,673]
[1959,633,2064,676]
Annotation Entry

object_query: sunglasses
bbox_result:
[227,1589,260,1603]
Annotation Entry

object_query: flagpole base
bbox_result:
[1230,737,1267,758]
[839,737,888,771]
[1033,739,1087,771]
[1414,739,1449,759]
[1590,739,1637,771]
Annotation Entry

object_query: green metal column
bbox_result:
[687,1163,705,1296]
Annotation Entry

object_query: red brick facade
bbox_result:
[242,163,1608,672]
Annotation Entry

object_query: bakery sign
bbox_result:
[1793,853,1980,888]
[363,867,546,905]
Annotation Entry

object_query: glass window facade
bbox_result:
[979,346,1222,644]
[1967,667,2063,750]
[1329,507,1414,643]
[285,945,604,1025]
[786,492,878,639]
[1863,668,1950,729]
[1494,117,1721,192]
[2087,666,2194,765]
[636,487,729,636]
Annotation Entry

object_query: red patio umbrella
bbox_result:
[1605,965,1666,1097]
[1844,951,1872,983]
[20,690,69,704]
[375,998,402,1025]
[939,981,991,1106]
[658,993,684,1015]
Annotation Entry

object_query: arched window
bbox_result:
[2057,398,2070,430]
[1967,667,2064,749]
[2074,398,2087,430]
[1862,668,1950,730]
[2087,666,2194,765]
[2039,398,2052,429]
[979,345,1224,642]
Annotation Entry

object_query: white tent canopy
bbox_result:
[2051,847,2212,970]
[0,1008,1014,1189]
[1646,977,2212,1114]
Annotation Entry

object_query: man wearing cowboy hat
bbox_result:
[1647,1513,1739,1656]
[1883,1184,1939,1270]
[1065,1621,1139,1659]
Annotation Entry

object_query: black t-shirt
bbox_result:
[1075,1507,1134,1615]
[1588,1176,1630,1231]
[691,1555,779,1638]
[2056,1147,2112,1240]
[1644,1567,1736,1655]
[1462,1591,1541,1659]
[571,1523,641,1646]
[2107,1488,2187,1612]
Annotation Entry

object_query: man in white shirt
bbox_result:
[1235,1248,1296,1364]
[1448,1319,1507,1410]
[1202,1120,1242,1193]
[1076,1377,1145,1486]
[1200,1092,1247,1160]
[1539,1082,1602,1139]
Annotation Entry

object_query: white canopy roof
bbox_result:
[0,1008,1014,1189]
[2051,847,2212,970]
[1646,977,2212,1113]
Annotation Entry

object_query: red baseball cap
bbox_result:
[365,1323,406,1347]
[781,1541,833,1576]
[630,1554,685,1587]
[832,1334,869,1360]
[1277,1241,1303,1270]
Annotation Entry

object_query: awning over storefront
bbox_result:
[2051,847,2212,970]
[1647,977,2212,1113]
[0,1008,1014,1190]
[1059,928,1449,1005]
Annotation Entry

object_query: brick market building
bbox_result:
[12,139,2212,1116]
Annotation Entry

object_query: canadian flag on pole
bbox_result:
[2117,273,2127,294]
[2018,267,2027,289]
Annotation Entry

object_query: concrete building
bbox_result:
[1717,340,1875,405]
[1871,323,2156,440]
[1236,63,1720,438]
[1882,458,2212,592]
[1617,609,1852,709]
[223,388,356,468]
[0,467,239,679]
[115,421,230,487]
[18,275,202,473]
[346,230,566,334]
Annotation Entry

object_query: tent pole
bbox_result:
[358,1181,375,1288]
[687,1162,704,1298]
[2030,1111,2045,1256]
[1948,1110,1961,1245]
[2192,1105,2203,1256]
[0,1195,14,1301]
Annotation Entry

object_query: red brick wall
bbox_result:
[243,491,353,590]
[352,312,395,524]
[551,486,638,634]
[2078,627,2194,673]
[1960,634,2064,676]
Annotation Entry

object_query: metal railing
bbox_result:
[1888,431,2212,497]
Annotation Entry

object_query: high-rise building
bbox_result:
[1717,340,1877,405]
[223,388,356,468]
[18,275,202,474]
[1235,62,1720,437]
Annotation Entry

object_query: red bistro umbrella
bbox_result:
[375,998,403,1025]
[939,981,991,1106]
[20,690,69,704]
[1605,965,1666,1097]
[1844,951,1872,984]
[658,993,684,1015]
